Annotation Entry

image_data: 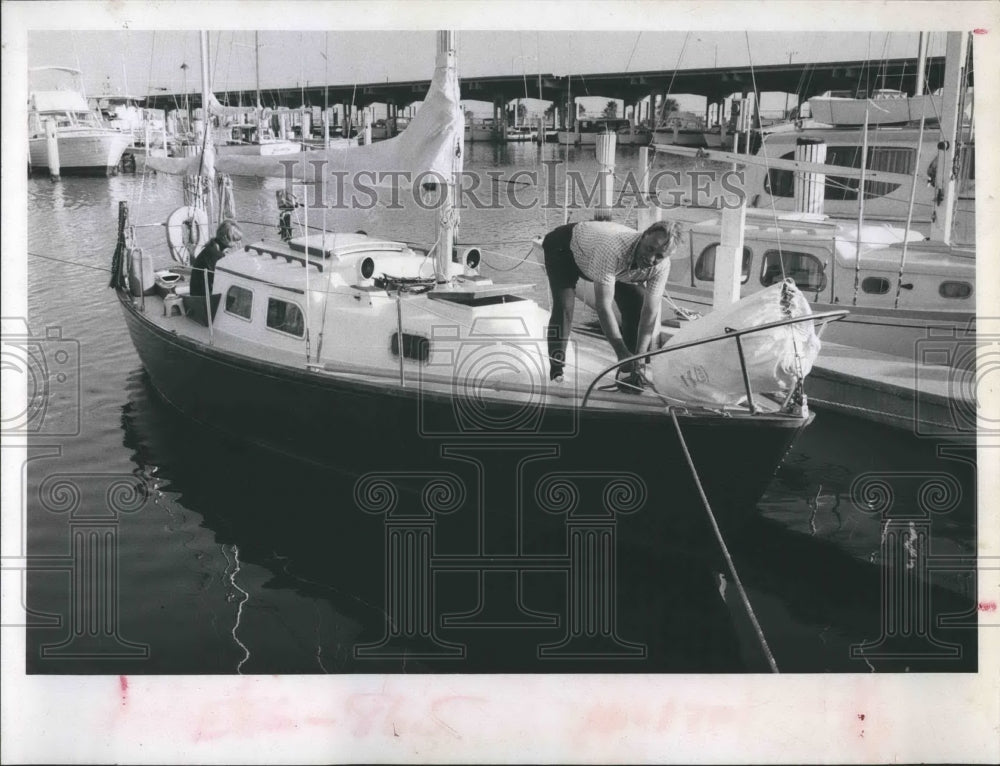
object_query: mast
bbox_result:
[914,32,928,97]
[929,31,968,245]
[254,31,262,111]
[198,30,217,344]
[433,30,460,284]
[199,29,215,209]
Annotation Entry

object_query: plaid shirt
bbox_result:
[570,221,671,295]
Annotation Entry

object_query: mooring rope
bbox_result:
[668,406,780,673]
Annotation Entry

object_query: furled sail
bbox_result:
[147,47,462,185]
[146,135,216,178]
[204,91,258,121]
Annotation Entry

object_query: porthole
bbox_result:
[224,285,253,319]
[861,277,891,295]
[760,250,827,292]
[939,281,973,299]
[390,332,430,362]
[266,298,305,337]
[694,244,752,283]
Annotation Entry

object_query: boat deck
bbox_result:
[128,288,790,419]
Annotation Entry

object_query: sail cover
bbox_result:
[147,47,463,185]
[650,280,821,406]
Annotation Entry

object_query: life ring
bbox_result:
[166,205,210,265]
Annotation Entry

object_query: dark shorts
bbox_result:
[542,223,590,290]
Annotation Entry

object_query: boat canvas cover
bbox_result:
[147,48,463,185]
[205,92,258,120]
[651,281,820,406]
[832,222,926,268]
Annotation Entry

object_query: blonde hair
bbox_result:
[642,220,683,253]
[216,219,243,248]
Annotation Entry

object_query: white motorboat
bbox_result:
[807,89,944,128]
[464,117,498,142]
[557,118,651,147]
[28,66,133,176]
[651,113,708,148]
[505,125,537,142]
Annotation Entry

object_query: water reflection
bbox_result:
[118,368,755,673]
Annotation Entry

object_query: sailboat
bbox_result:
[112,31,833,534]
[207,32,302,157]
[748,33,975,241]
[647,32,975,364]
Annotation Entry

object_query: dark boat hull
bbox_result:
[119,294,811,540]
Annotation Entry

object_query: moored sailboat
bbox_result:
[647,32,976,366]
[112,31,832,536]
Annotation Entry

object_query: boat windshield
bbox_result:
[32,110,105,130]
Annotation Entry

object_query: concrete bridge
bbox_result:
[145,55,964,127]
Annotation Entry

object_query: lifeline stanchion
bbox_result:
[668,407,780,673]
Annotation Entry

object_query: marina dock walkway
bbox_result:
[807,342,972,437]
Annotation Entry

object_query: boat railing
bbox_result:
[581,309,849,411]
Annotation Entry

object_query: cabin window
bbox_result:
[390,332,430,363]
[766,146,916,201]
[265,298,305,337]
[939,281,973,300]
[861,277,891,295]
[694,244,753,284]
[224,285,253,320]
[760,250,827,292]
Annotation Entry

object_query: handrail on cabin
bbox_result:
[580,309,849,409]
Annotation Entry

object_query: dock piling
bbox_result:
[44,118,60,180]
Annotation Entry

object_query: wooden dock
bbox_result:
[805,341,973,437]
[580,316,976,436]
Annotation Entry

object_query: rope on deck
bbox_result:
[668,406,780,673]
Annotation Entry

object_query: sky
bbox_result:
[27,27,944,116]
[27,29,944,94]
[25,28,949,117]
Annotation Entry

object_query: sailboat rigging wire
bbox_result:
[536,31,549,233]
[518,34,530,105]
[299,140,313,362]
[28,251,113,274]
[668,407,780,673]
[793,62,811,114]
[892,112,927,310]
[479,246,540,272]
[624,32,642,72]
[212,31,223,90]
[657,32,690,126]
[851,112,871,306]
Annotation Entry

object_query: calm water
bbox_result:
[21,142,977,673]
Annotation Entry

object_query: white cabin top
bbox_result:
[31,90,91,114]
